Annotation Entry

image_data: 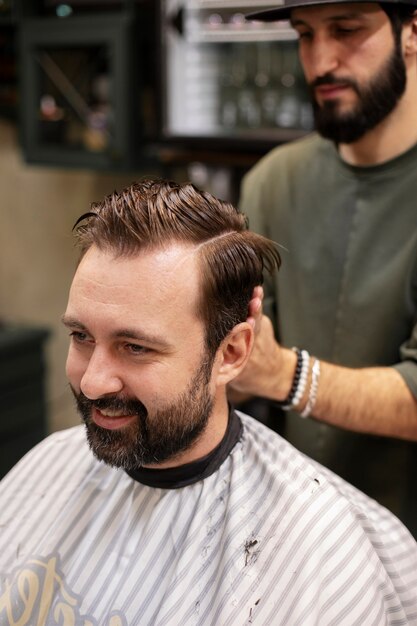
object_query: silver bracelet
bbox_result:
[300,359,321,418]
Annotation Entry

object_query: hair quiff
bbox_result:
[73,179,281,356]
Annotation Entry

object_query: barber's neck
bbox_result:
[338,70,417,167]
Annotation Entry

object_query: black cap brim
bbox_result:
[246,0,417,22]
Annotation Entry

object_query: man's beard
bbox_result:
[310,39,406,144]
[70,357,215,471]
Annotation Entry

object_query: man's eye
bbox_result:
[336,26,359,35]
[126,344,149,355]
[70,331,88,342]
[297,31,312,40]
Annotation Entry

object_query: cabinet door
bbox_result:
[19,13,141,170]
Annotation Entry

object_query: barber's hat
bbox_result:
[246,0,417,22]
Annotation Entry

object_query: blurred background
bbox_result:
[0,0,312,476]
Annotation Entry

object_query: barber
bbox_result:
[231,0,417,535]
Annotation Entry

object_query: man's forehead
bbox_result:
[76,242,201,284]
[69,243,203,324]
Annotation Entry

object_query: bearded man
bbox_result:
[233,0,417,537]
[0,180,416,625]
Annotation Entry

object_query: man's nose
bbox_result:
[308,36,340,80]
[80,348,123,400]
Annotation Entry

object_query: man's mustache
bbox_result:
[310,73,359,92]
[70,386,148,419]
[90,396,144,415]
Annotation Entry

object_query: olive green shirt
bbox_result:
[240,133,417,534]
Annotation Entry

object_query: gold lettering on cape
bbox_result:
[15,569,39,626]
[0,555,126,625]
[54,602,76,626]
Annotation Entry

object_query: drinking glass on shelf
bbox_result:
[235,44,262,128]
[275,44,302,128]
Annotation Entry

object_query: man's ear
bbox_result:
[215,323,254,387]
[404,12,417,56]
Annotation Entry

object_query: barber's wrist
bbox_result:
[274,347,318,413]
[271,347,299,402]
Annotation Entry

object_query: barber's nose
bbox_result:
[80,348,123,400]
[309,36,339,79]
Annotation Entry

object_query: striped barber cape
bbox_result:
[0,411,416,626]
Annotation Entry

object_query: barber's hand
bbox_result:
[246,285,264,334]
[229,287,294,401]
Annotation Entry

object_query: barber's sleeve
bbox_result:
[394,320,417,399]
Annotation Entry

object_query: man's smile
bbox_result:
[92,407,138,430]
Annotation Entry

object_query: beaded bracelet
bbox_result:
[275,348,310,411]
[300,359,321,418]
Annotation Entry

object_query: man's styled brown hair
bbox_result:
[73,179,281,356]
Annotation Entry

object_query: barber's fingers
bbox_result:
[254,285,264,302]
[247,286,264,332]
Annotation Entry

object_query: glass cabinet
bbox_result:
[160,0,313,146]
[19,2,156,169]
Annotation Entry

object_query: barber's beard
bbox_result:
[71,358,215,470]
[310,40,406,144]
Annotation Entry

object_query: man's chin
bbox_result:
[313,104,369,144]
[84,420,147,470]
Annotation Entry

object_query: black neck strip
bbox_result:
[125,409,242,489]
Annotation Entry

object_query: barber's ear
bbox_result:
[215,323,254,387]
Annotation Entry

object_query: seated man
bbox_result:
[0,180,415,626]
